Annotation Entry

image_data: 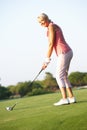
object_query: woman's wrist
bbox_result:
[45,57,51,63]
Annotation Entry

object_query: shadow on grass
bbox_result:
[14,105,35,111]
[11,99,87,111]
[77,100,87,104]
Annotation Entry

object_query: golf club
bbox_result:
[6,69,43,111]
[6,102,17,111]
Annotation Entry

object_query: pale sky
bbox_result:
[0,0,87,86]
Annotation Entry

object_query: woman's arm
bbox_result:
[46,24,55,58]
[42,24,55,69]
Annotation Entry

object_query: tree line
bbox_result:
[0,71,87,100]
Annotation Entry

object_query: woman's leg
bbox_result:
[59,87,67,99]
[54,51,76,106]
[56,52,71,98]
[54,53,69,106]
[66,87,74,98]
[63,50,74,98]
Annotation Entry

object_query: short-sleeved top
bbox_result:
[47,22,71,56]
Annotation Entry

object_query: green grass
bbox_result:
[0,89,87,130]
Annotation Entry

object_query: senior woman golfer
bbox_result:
[37,13,76,106]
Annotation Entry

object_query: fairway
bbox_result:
[0,89,87,130]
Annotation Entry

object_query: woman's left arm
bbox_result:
[46,24,55,58]
[42,24,55,70]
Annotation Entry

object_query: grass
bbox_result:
[0,88,87,130]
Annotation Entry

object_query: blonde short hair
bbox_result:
[37,13,49,21]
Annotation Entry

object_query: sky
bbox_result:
[0,0,87,86]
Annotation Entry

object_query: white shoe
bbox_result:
[68,97,76,104]
[54,98,69,106]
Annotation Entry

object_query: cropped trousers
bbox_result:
[56,50,73,88]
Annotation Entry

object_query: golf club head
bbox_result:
[6,106,13,111]
[6,102,17,111]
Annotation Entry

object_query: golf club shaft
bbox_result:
[11,103,17,109]
[29,68,43,87]
[32,69,43,82]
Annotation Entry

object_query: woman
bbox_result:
[37,13,76,106]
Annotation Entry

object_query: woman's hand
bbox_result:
[42,63,48,70]
[42,57,51,70]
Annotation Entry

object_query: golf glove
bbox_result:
[44,57,51,66]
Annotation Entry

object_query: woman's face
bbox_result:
[38,18,49,27]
